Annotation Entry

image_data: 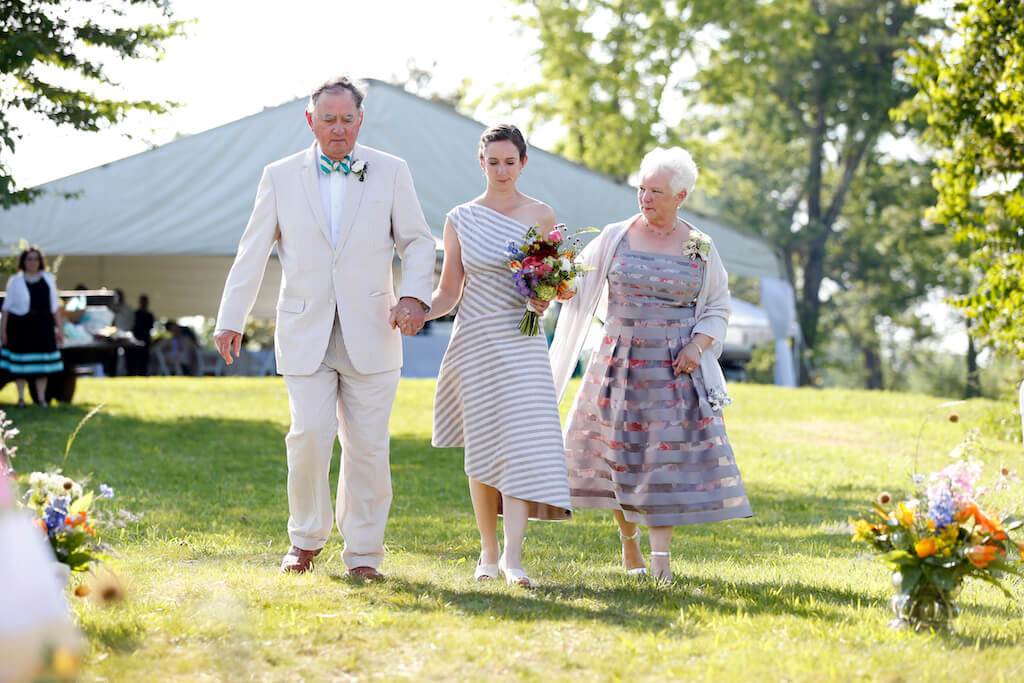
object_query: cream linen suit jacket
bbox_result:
[216,142,436,376]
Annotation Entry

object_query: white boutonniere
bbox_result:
[350,158,368,182]
[682,230,711,261]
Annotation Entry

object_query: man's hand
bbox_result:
[389,297,427,336]
[214,329,243,365]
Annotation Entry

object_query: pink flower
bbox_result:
[548,229,563,243]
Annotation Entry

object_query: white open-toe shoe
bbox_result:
[498,552,532,587]
[474,551,500,581]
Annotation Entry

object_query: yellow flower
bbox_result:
[52,647,81,677]
[914,537,937,558]
[850,518,882,542]
[895,501,915,527]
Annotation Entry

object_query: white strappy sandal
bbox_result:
[650,550,673,582]
[619,528,648,576]
[498,552,533,587]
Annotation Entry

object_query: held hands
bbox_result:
[389,297,427,336]
[672,342,702,376]
[527,297,550,315]
[214,329,243,365]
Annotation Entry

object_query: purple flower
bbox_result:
[99,484,115,499]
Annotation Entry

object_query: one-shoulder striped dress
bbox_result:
[432,203,572,521]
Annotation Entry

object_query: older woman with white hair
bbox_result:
[549,147,752,581]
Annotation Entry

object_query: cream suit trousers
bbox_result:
[283,314,400,569]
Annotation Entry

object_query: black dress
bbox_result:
[1,277,64,376]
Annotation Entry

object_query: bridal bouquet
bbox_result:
[504,224,586,336]
[850,431,1023,631]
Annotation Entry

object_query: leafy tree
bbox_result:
[817,156,947,389]
[509,0,941,384]
[0,0,183,209]
[901,0,1024,360]
[506,0,706,182]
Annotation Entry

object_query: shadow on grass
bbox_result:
[18,406,1022,650]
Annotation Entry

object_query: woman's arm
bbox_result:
[426,218,465,321]
[693,242,731,346]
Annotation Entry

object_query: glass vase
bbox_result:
[889,574,959,632]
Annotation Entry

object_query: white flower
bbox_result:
[351,159,366,173]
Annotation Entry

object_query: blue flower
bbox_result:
[43,495,70,533]
[927,485,955,531]
[99,484,115,499]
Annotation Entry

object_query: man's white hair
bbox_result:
[639,147,698,196]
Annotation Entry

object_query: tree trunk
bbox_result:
[965,322,980,398]
[863,344,884,390]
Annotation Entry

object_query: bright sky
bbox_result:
[7,0,540,188]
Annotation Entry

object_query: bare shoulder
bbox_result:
[521,196,557,233]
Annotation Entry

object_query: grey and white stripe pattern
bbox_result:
[432,203,571,521]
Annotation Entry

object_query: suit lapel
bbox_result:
[300,143,332,246]
[334,143,368,253]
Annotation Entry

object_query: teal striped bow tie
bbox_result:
[320,153,353,175]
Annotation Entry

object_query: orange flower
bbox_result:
[32,518,47,533]
[974,507,1007,541]
[508,261,522,271]
[65,511,87,527]
[955,500,978,524]
[966,544,999,568]
[915,537,938,557]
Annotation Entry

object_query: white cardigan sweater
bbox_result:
[2,271,60,316]
[548,215,734,411]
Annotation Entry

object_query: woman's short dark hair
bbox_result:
[18,246,46,272]
[479,124,527,161]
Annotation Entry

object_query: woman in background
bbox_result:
[1,247,64,407]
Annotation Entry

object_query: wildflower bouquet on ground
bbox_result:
[851,431,1023,631]
[22,470,115,574]
[504,224,588,335]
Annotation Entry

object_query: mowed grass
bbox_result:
[4,378,1024,682]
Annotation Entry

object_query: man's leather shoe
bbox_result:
[347,566,384,581]
[281,546,321,574]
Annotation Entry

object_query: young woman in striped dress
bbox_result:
[425,124,572,586]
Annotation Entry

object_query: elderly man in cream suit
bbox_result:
[214,76,435,580]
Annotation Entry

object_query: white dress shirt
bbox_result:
[317,145,349,249]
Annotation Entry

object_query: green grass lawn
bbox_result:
[4,378,1024,681]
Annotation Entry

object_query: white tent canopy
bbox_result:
[2,80,783,313]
